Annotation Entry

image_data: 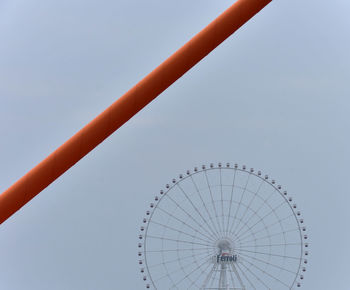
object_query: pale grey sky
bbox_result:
[0,0,349,289]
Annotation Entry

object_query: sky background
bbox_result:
[0,0,349,289]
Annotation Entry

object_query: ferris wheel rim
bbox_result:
[139,163,308,289]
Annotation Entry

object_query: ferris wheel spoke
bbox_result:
[236,248,301,260]
[239,226,299,245]
[238,255,291,288]
[225,168,237,235]
[235,200,286,240]
[153,252,211,284]
[175,251,210,288]
[200,263,217,289]
[165,193,218,241]
[190,175,221,238]
[149,220,213,245]
[234,188,277,238]
[147,248,210,269]
[229,262,246,289]
[156,205,215,242]
[174,255,213,288]
[234,262,257,290]
[237,242,301,249]
[237,213,295,243]
[227,212,260,245]
[146,235,215,248]
[237,251,298,275]
[228,173,251,235]
[208,262,220,289]
[228,263,236,289]
[219,168,226,238]
[166,252,213,287]
[176,183,219,240]
[204,170,223,234]
[231,178,264,238]
[238,259,270,289]
[231,185,290,259]
[160,244,178,289]
[189,260,215,289]
[157,205,216,242]
[145,247,212,253]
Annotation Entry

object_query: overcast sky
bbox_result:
[0,0,349,289]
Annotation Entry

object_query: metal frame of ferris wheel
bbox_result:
[139,163,308,289]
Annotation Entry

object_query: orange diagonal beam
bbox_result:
[0,0,272,224]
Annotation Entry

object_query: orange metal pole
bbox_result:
[0,0,272,224]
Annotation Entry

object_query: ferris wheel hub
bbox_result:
[216,239,233,254]
[213,238,238,264]
[216,238,234,254]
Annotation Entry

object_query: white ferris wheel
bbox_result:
[138,163,309,289]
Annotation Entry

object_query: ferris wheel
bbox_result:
[138,163,309,289]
